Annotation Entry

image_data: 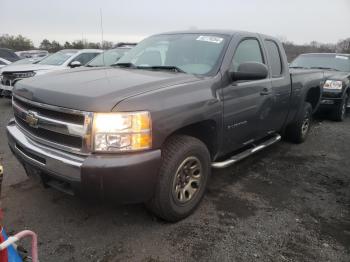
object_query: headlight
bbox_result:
[93,111,152,152]
[323,80,342,90]
[13,71,36,78]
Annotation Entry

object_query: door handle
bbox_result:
[260,88,272,96]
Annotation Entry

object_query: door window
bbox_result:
[231,39,264,72]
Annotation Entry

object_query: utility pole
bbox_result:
[100,8,104,49]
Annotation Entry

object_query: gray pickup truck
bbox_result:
[7,30,323,221]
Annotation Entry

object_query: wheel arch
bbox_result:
[304,86,321,113]
[163,120,219,160]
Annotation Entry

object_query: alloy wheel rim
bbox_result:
[172,156,202,204]
[301,117,310,136]
[341,102,346,118]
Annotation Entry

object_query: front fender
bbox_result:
[113,75,224,150]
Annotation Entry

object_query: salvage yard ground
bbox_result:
[0,98,349,262]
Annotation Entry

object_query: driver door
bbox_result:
[222,37,274,154]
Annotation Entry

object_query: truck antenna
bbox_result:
[99,8,105,65]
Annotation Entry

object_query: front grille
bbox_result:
[12,95,93,154]
[16,117,83,148]
[1,71,34,86]
[13,97,84,124]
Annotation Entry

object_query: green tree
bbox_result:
[50,41,62,52]
[337,38,350,53]
[87,42,100,49]
[0,34,34,51]
[71,40,85,49]
[102,41,113,49]
[64,41,72,49]
[39,39,52,51]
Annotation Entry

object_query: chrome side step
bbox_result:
[211,134,281,169]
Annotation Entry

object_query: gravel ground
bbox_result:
[0,97,349,262]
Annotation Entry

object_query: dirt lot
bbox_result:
[0,97,349,262]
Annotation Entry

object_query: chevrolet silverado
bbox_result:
[7,30,323,221]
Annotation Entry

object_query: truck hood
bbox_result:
[1,64,62,73]
[290,68,350,82]
[13,67,202,112]
[323,71,350,81]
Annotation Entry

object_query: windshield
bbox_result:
[290,54,350,72]
[38,51,77,66]
[87,48,129,67]
[116,34,228,75]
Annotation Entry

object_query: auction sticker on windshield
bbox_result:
[196,36,223,44]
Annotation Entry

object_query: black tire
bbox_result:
[331,94,348,122]
[146,135,211,222]
[285,102,312,144]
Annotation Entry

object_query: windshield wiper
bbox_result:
[289,66,309,69]
[310,66,339,71]
[112,63,186,73]
[112,62,137,68]
[136,65,186,73]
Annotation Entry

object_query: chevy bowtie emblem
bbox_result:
[26,111,39,128]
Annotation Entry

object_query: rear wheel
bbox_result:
[285,102,312,144]
[331,94,348,122]
[146,135,210,222]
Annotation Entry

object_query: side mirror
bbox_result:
[69,61,82,68]
[230,62,268,81]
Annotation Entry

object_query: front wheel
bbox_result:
[146,135,211,222]
[331,94,348,122]
[284,102,312,144]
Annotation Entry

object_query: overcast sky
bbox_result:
[1,0,349,46]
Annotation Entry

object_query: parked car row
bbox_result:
[0,44,136,96]
[3,30,350,222]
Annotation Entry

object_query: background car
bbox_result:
[0,48,20,62]
[15,50,49,59]
[0,49,102,96]
[290,53,350,121]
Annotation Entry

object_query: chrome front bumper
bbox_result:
[7,119,85,182]
[7,118,162,202]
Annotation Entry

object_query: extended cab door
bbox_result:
[261,37,291,132]
[221,36,274,154]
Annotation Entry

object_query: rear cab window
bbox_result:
[265,40,283,77]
